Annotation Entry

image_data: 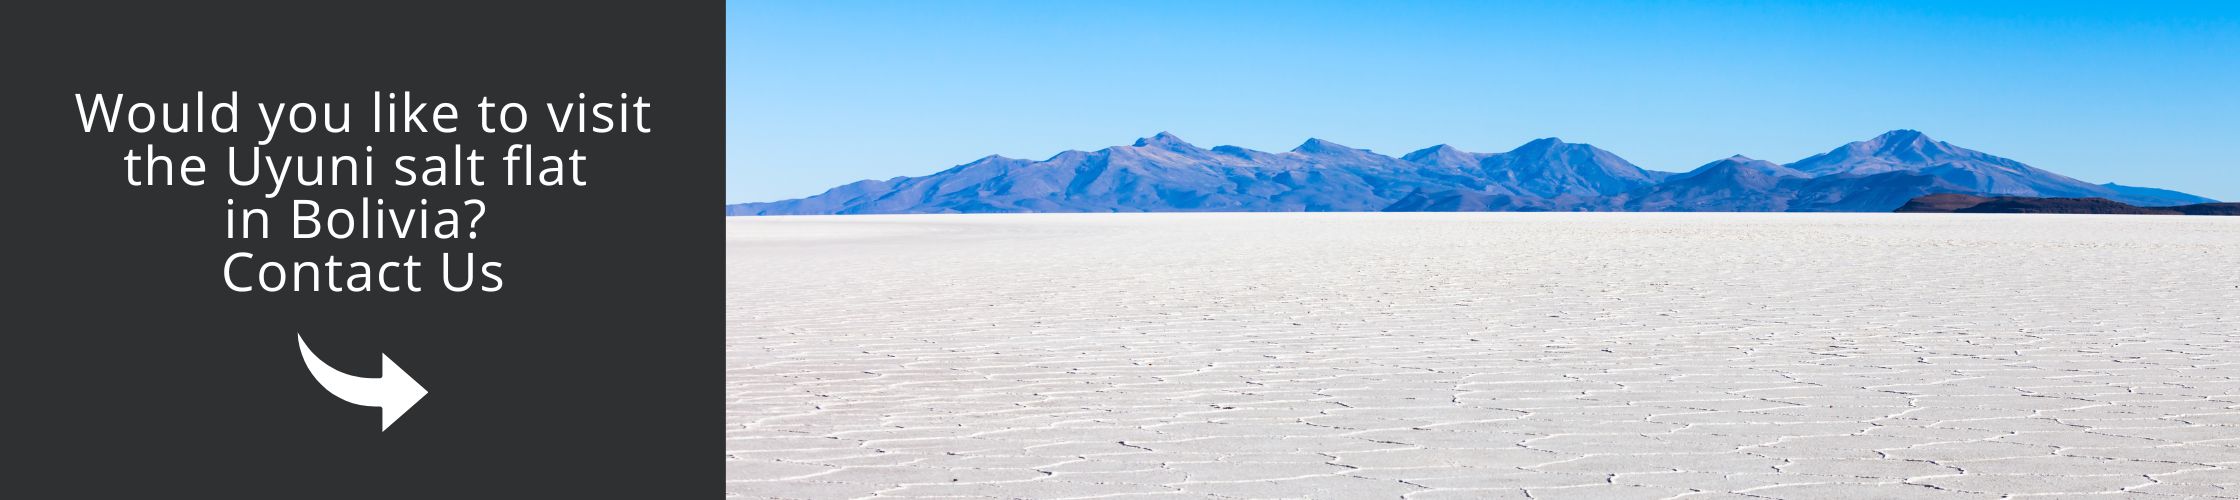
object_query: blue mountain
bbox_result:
[1602,155,1803,212]
[1785,130,2139,203]
[727,130,2214,215]
[2099,183,2219,207]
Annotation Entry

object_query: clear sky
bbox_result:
[727,0,2239,203]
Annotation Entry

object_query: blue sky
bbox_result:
[728,0,2239,203]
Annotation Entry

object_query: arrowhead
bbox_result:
[379,354,429,431]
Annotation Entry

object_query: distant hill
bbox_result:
[1599,156,1798,212]
[1895,194,2240,215]
[728,130,2216,215]
[2099,183,2220,207]
[1893,193,1999,213]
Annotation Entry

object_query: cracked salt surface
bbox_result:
[727,212,2240,499]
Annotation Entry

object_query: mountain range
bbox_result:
[726,130,2216,215]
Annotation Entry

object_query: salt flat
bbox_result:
[727,213,2240,499]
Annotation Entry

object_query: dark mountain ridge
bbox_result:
[1896,194,2239,216]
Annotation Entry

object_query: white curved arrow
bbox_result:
[297,334,428,431]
